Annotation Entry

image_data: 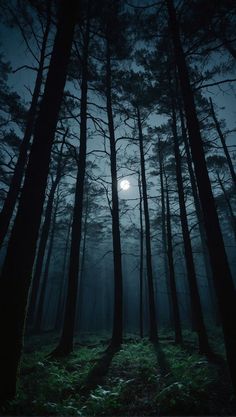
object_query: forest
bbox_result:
[0,0,236,415]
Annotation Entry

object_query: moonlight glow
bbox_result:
[120,179,130,191]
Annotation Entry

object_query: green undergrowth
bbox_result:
[1,332,236,416]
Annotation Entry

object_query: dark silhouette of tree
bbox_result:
[137,108,158,343]
[115,69,159,342]
[51,7,90,356]
[209,97,236,191]
[76,191,89,334]
[138,173,144,339]
[101,1,130,348]
[165,174,182,344]
[181,0,236,61]
[207,154,236,243]
[0,1,52,248]
[55,209,73,332]
[179,104,219,325]
[33,192,59,332]
[166,0,236,392]
[0,0,78,402]
[157,138,173,328]
[28,131,67,327]
[170,82,211,354]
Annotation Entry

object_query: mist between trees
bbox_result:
[0,0,235,410]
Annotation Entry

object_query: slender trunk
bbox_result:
[33,199,58,332]
[27,181,57,325]
[170,85,211,354]
[217,173,236,242]
[55,213,72,332]
[0,5,51,249]
[27,135,65,325]
[0,0,77,402]
[166,0,236,392]
[52,15,89,356]
[165,180,182,344]
[209,97,236,191]
[179,104,219,324]
[106,40,123,347]
[138,173,144,339]
[76,193,89,333]
[158,138,173,327]
[137,108,158,343]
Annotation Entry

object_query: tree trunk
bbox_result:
[76,193,89,333]
[0,0,77,402]
[106,40,123,348]
[209,97,236,191]
[166,0,236,393]
[170,85,211,354]
[55,213,72,332]
[33,197,58,333]
[158,138,173,327]
[137,108,158,343]
[0,5,51,249]
[28,134,66,326]
[51,14,89,356]
[165,179,182,344]
[138,173,144,338]
[179,103,219,324]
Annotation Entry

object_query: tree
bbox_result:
[27,131,67,327]
[116,70,159,342]
[137,108,158,342]
[100,0,129,348]
[165,174,182,344]
[179,104,219,324]
[166,0,236,393]
[209,97,236,192]
[138,173,144,338]
[0,1,52,248]
[170,84,211,354]
[52,6,90,356]
[0,0,78,402]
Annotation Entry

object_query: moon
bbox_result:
[120,179,130,191]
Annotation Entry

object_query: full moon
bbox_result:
[120,179,130,191]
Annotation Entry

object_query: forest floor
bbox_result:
[1,329,236,416]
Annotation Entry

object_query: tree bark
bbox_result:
[28,133,66,326]
[51,13,89,356]
[165,179,182,344]
[106,39,123,348]
[138,173,144,338]
[179,103,219,324]
[137,108,158,343]
[33,197,58,333]
[55,213,72,332]
[76,192,89,333]
[0,4,51,249]
[166,0,236,393]
[158,138,173,327]
[170,84,211,354]
[0,0,77,402]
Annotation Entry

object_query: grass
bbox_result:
[1,331,236,415]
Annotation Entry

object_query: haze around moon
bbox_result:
[120,179,130,191]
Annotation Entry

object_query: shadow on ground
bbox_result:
[79,344,120,397]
